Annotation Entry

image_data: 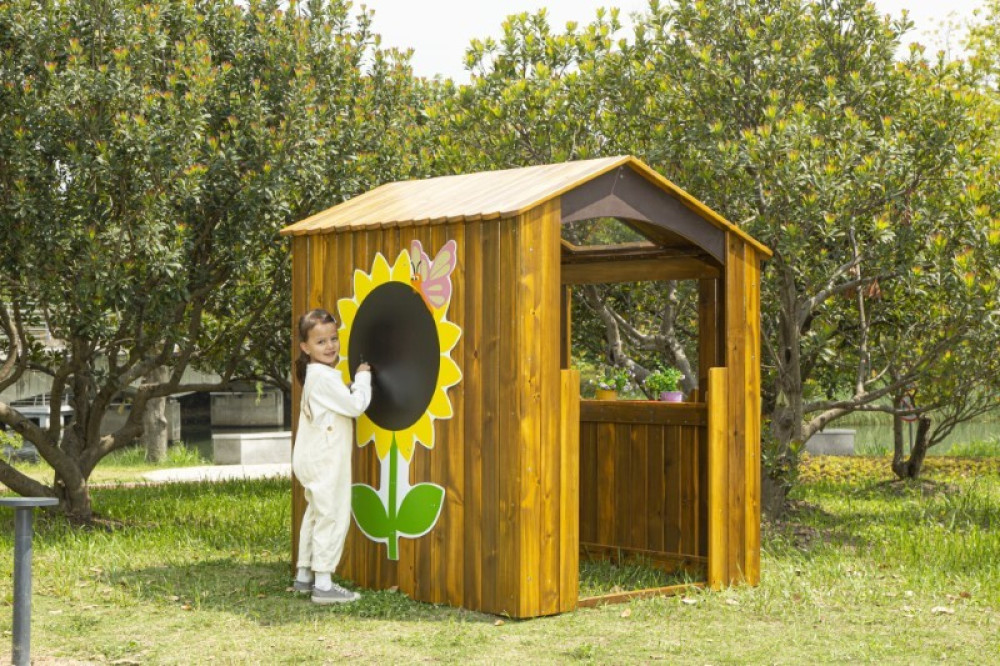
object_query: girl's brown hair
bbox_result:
[295,308,338,385]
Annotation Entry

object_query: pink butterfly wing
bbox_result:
[409,239,430,281]
[422,240,457,308]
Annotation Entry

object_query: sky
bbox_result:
[356,0,990,81]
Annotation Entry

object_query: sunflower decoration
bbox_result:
[337,240,461,560]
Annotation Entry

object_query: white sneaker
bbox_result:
[311,582,360,604]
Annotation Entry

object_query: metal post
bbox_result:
[1,497,58,666]
[13,506,33,666]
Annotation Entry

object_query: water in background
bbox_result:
[848,419,1000,455]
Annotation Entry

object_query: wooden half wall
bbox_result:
[579,401,708,571]
[290,199,580,618]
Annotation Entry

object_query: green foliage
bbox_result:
[436,0,1000,495]
[644,365,683,394]
[947,438,1000,458]
[598,366,630,393]
[0,0,430,518]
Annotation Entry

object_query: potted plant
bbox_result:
[645,365,684,402]
[596,366,630,400]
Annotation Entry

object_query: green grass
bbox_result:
[1,458,999,663]
[8,443,210,486]
[578,558,694,597]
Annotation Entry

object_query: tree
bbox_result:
[0,0,427,521]
[434,0,1000,506]
[433,8,703,393]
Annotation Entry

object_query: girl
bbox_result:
[292,308,372,604]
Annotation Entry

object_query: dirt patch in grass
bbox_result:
[873,477,961,497]
[763,499,857,551]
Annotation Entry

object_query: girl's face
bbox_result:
[299,321,340,367]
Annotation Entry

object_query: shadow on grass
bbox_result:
[1,479,497,627]
[107,558,499,626]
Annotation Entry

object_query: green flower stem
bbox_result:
[388,433,398,560]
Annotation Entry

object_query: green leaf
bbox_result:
[351,484,390,540]
[395,483,445,537]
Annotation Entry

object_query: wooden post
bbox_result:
[707,366,729,589]
[559,369,580,612]
[698,279,719,398]
[560,286,572,370]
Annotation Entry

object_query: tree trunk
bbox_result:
[761,473,787,520]
[143,366,170,463]
[892,415,932,479]
[54,468,93,524]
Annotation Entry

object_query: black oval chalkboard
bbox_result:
[348,281,440,431]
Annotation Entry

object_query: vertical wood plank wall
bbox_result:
[289,203,764,616]
[578,402,708,567]
[291,198,577,618]
[707,366,729,589]
[719,236,763,586]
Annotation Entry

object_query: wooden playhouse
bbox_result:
[280,156,771,618]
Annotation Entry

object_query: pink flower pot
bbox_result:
[659,391,684,402]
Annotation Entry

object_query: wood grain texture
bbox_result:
[462,220,484,611]
[578,402,708,562]
[744,249,762,586]
[279,157,774,261]
[516,203,542,616]
[538,200,562,615]
[581,401,706,426]
[480,218,501,614]
[577,582,705,608]
[558,369,580,612]
[707,366,729,590]
[561,257,719,284]
[286,158,769,615]
[725,235,747,584]
[497,217,519,615]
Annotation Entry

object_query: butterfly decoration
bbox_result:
[409,239,457,309]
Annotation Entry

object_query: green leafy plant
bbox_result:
[644,366,684,394]
[598,366,630,393]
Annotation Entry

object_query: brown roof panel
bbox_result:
[279,156,771,258]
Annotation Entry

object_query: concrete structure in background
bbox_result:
[805,428,856,455]
[210,389,284,427]
[100,400,181,442]
[212,431,291,465]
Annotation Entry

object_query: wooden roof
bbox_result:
[280,156,771,258]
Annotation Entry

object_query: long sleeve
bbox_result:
[305,364,372,420]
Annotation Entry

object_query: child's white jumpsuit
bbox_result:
[293,363,372,574]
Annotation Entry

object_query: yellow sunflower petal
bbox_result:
[412,412,434,450]
[336,359,350,384]
[370,253,390,285]
[391,250,412,283]
[437,321,461,353]
[353,268,373,302]
[337,298,358,327]
[427,386,454,420]
[373,425,393,459]
[438,355,462,388]
[356,414,376,447]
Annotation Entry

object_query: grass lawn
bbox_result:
[1,454,999,663]
[8,444,211,487]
